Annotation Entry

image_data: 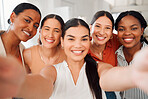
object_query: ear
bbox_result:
[60,37,64,48]
[141,28,144,35]
[10,12,16,23]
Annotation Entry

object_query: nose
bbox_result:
[99,28,105,35]
[74,40,82,48]
[124,29,131,36]
[28,23,34,32]
[47,30,54,37]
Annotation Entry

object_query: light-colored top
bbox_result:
[0,36,26,72]
[116,42,148,99]
[50,61,106,99]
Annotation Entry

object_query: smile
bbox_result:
[123,38,134,43]
[46,39,55,43]
[96,35,106,40]
[23,31,30,36]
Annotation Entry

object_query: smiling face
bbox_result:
[40,18,62,48]
[61,26,90,62]
[117,15,144,48]
[91,16,113,46]
[10,9,41,42]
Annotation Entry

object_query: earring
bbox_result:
[61,45,64,49]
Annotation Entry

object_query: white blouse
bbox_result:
[50,61,106,99]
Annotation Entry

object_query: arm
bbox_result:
[17,65,57,99]
[23,48,32,73]
[98,46,148,93]
[98,62,135,91]
[131,47,148,94]
[0,56,25,98]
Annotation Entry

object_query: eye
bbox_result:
[131,27,137,30]
[54,30,60,33]
[34,25,39,29]
[82,38,88,41]
[24,19,30,23]
[44,28,49,31]
[95,25,100,28]
[106,27,111,29]
[118,28,124,31]
[68,38,74,41]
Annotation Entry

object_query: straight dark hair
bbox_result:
[90,10,114,29]
[39,14,64,45]
[62,18,102,99]
[115,10,148,43]
[8,2,41,24]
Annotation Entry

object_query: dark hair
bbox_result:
[39,14,64,45]
[8,2,41,24]
[90,10,114,29]
[40,14,64,33]
[62,18,90,38]
[62,18,102,99]
[115,10,148,43]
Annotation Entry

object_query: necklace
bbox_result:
[38,47,61,65]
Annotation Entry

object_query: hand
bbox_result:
[132,47,148,94]
[0,56,25,98]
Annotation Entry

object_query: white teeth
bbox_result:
[124,38,133,41]
[97,36,105,40]
[46,39,54,43]
[73,51,82,54]
[23,31,30,36]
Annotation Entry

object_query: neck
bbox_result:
[123,42,142,63]
[1,31,20,53]
[40,45,60,59]
[91,42,106,55]
[66,58,85,71]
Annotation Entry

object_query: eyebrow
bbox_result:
[131,24,138,27]
[44,26,60,30]
[95,23,112,27]
[26,16,39,25]
[66,35,89,38]
[118,24,138,28]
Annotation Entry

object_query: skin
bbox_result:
[117,15,144,63]
[23,18,65,74]
[61,26,90,84]
[40,18,62,48]
[0,56,25,98]
[90,16,113,60]
[1,9,41,58]
[2,24,148,99]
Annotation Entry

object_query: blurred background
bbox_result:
[0,0,148,48]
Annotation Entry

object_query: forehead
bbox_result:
[118,15,140,26]
[65,26,89,37]
[43,18,61,28]
[95,16,112,26]
[18,9,41,22]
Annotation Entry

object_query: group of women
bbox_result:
[0,2,148,99]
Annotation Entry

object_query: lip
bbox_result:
[72,50,84,55]
[123,38,134,43]
[96,35,106,41]
[45,38,55,43]
[23,30,31,36]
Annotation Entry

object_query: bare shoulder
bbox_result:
[23,48,32,66]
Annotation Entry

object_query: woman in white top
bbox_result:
[1,18,148,99]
